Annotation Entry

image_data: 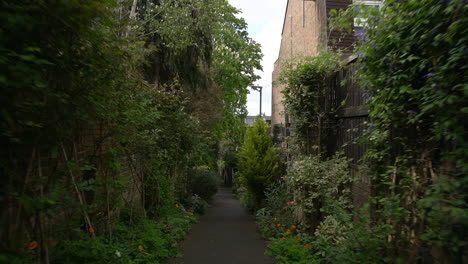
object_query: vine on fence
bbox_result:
[262,0,467,263]
[279,52,341,155]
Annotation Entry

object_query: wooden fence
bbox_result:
[273,55,371,207]
[326,56,371,207]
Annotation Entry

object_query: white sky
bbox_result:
[227,0,287,116]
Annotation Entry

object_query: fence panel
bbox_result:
[326,58,371,207]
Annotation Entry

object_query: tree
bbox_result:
[237,118,282,207]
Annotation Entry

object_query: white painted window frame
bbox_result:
[353,0,382,28]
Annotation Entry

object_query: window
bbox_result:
[353,0,382,28]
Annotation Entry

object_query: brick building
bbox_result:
[271,0,355,141]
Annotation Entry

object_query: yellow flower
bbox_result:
[291,225,297,229]
[304,244,312,249]
[28,241,39,250]
[281,237,287,241]
[138,245,144,251]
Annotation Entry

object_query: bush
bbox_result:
[51,210,196,264]
[189,194,209,215]
[284,154,352,229]
[266,235,317,264]
[237,118,282,208]
[190,169,219,201]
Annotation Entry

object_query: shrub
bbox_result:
[189,194,209,215]
[190,169,219,201]
[51,210,196,264]
[266,236,317,264]
[284,154,352,229]
[237,118,282,208]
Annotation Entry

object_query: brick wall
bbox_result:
[326,0,356,52]
[272,0,356,130]
[271,0,323,127]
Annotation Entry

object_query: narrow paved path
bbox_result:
[168,187,275,264]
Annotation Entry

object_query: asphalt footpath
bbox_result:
[167,187,276,264]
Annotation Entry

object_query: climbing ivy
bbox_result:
[264,1,467,263]
[327,0,468,261]
[279,52,341,155]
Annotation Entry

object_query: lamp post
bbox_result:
[251,85,263,117]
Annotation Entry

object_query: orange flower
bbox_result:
[286,229,291,233]
[304,244,312,249]
[296,238,302,241]
[281,237,287,241]
[291,225,297,229]
[138,245,144,251]
[175,204,179,208]
[28,241,39,250]
[276,223,281,227]
[88,226,95,233]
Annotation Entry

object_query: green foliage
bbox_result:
[237,118,282,207]
[190,169,219,201]
[261,1,467,263]
[0,0,262,262]
[356,0,468,261]
[258,156,395,263]
[266,236,317,264]
[0,253,35,264]
[284,155,352,229]
[279,52,341,154]
[52,210,196,264]
[233,175,256,211]
[189,194,209,215]
[326,0,468,261]
[211,3,263,140]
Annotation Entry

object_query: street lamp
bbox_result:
[251,85,263,117]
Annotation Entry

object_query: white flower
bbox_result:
[115,250,121,258]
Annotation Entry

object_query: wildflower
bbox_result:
[138,245,144,251]
[88,226,95,234]
[277,223,281,227]
[286,229,291,234]
[304,244,311,249]
[291,225,297,229]
[115,250,121,258]
[175,204,179,208]
[28,241,39,250]
[281,237,287,241]
[296,238,302,241]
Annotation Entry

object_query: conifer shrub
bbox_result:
[237,118,282,208]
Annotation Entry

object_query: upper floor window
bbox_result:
[353,0,382,28]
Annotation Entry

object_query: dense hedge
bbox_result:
[0,1,261,263]
[263,0,468,263]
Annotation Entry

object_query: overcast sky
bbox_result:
[227,0,287,116]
